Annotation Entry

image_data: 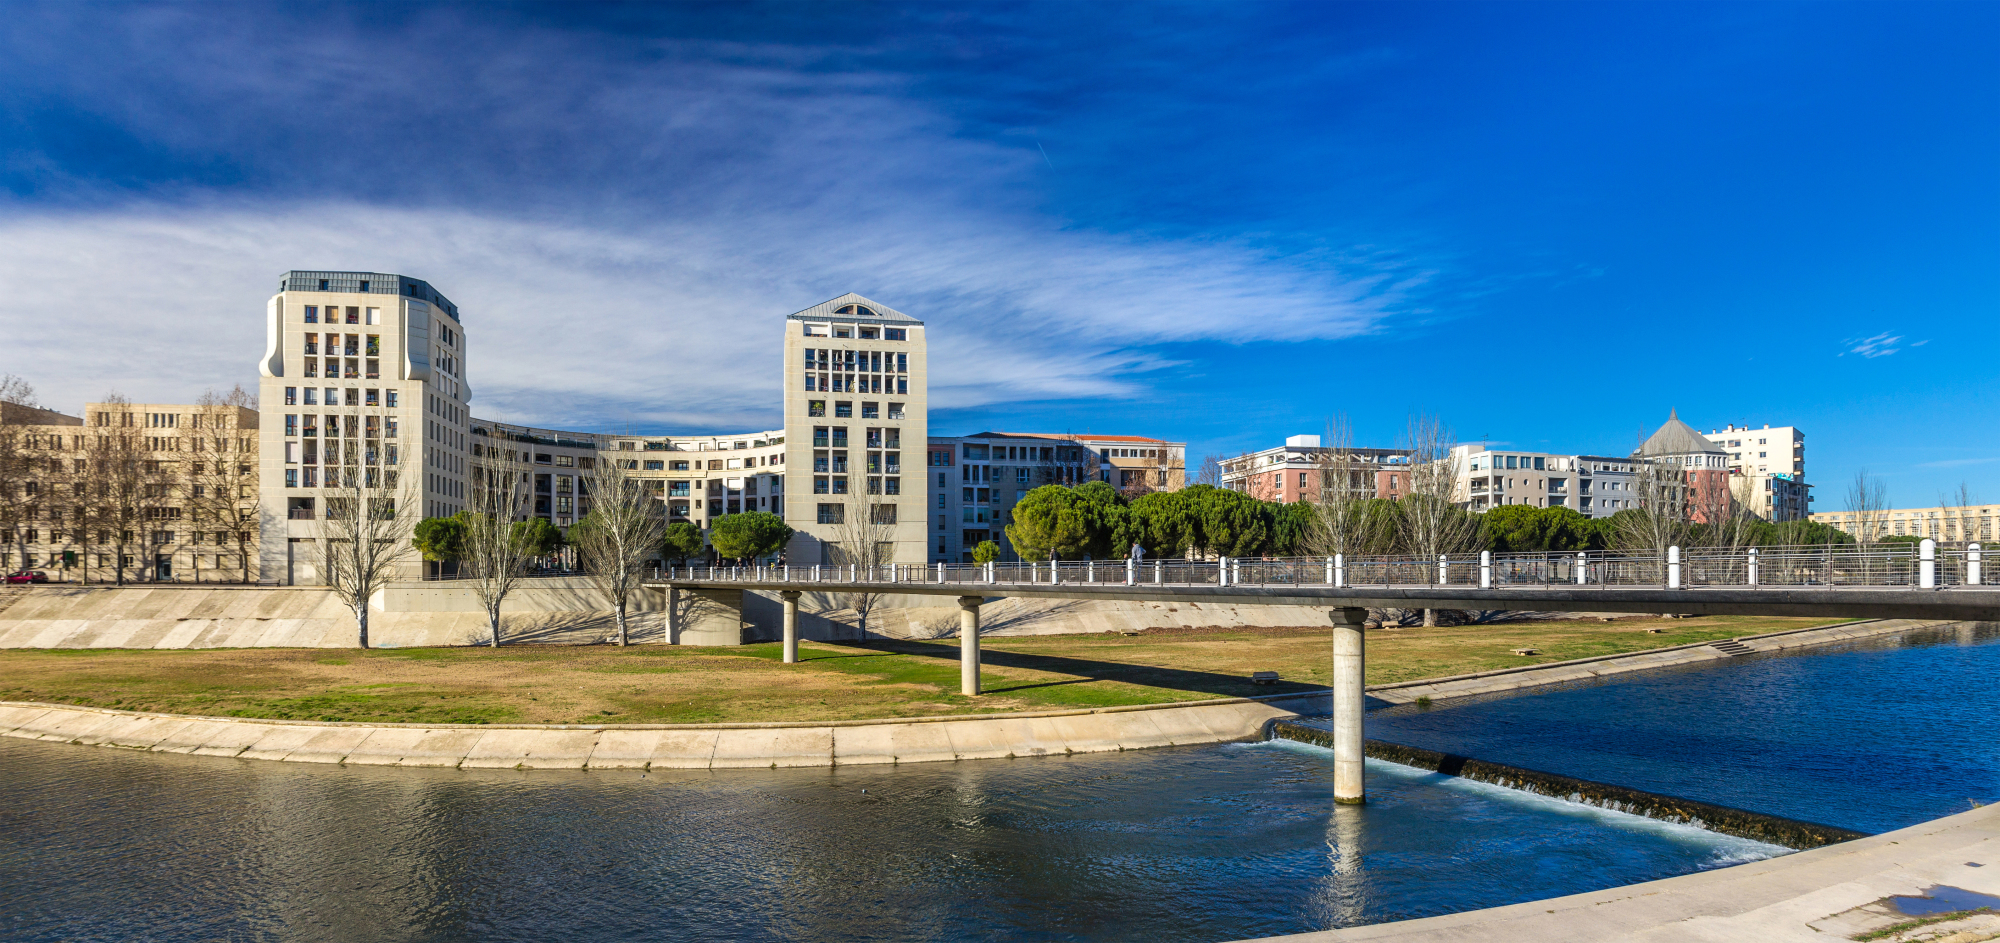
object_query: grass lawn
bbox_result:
[0,614,1834,725]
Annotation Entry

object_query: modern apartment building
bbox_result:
[1812,504,1999,545]
[257,271,469,584]
[1451,446,1641,518]
[1701,423,1810,521]
[780,294,928,565]
[927,432,1108,562]
[0,399,259,582]
[1220,435,1410,503]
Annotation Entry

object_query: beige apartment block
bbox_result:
[257,271,469,584]
[781,293,928,565]
[1813,503,1999,545]
[0,399,258,583]
[1220,435,1409,503]
[1703,422,1811,521]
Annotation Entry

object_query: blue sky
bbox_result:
[1,2,1994,510]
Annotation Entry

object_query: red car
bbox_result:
[4,571,49,584]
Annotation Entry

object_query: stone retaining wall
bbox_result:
[0,690,1330,769]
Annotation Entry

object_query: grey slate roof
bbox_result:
[787,292,923,324]
[1636,410,1725,456]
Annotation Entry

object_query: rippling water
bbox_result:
[0,735,1774,942]
[1364,622,2000,835]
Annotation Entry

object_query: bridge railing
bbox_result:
[653,540,1984,591]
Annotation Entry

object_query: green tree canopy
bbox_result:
[1007,484,1122,560]
[971,540,1001,564]
[660,521,705,563]
[511,517,566,557]
[1484,505,1600,553]
[709,512,794,561]
[1187,485,1273,557]
[413,514,466,562]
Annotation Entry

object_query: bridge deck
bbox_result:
[648,577,2000,621]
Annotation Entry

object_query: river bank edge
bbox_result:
[0,616,1941,769]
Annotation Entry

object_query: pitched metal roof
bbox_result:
[1636,409,1727,456]
[787,292,922,324]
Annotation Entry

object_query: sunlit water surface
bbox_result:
[0,734,1774,942]
[1361,622,2000,835]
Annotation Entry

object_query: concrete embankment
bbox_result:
[1269,721,1865,849]
[1242,801,2000,943]
[1367,618,1951,705]
[0,690,1330,769]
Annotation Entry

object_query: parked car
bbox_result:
[4,570,49,584]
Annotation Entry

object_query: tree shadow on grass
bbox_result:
[831,637,1331,705]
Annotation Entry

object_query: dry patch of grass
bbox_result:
[0,615,1833,724]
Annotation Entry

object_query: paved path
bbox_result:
[1244,801,2000,942]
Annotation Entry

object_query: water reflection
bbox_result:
[0,738,1774,943]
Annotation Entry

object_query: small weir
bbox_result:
[1267,721,1866,849]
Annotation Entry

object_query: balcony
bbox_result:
[288,509,315,520]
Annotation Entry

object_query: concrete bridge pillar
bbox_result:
[781,590,801,663]
[1333,606,1368,805]
[666,585,679,644]
[959,595,983,696]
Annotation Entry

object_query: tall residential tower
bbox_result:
[256,271,470,584]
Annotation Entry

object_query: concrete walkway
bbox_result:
[0,689,1327,769]
[1246,800,2000,942]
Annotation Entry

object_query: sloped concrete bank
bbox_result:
[0,690,1330,769]
[1269,722,1865,849]
[1367,618,1949,705]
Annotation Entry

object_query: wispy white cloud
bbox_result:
[0,201,1411,432]
[1840,331,1905,358]
[1917,456,2000,469]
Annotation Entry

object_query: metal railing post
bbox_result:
[1218,556,1228,587]
[1667,545,1681,589]
[1087,560,1096,583]
[1436,553,1448,585]
[1232,558,1241,585]
[985,560,994,584]
[1920,538,1936,589]
[1971,543,1983,586]
[1332,553,1344,588]
[1747,547,1759,587]
[1480,550,1492,589]
[1154,560,1162,584]
[1125,558,1135,586]
[936,561,944,583]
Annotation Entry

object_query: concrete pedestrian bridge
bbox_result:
[654,540,1999,804]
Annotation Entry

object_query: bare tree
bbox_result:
[181,392,260,582]
[1938,481,1977,547]
[575,454,667,646]
[1693,471,1757,551]
[1194,453,1226,488]
[829,490,898,639]
[87,394,146,585]
[1396,415,1482,626]
[0,410,28,575]
[0,373,39,409]
[462,444,531,646]
[321,456,418,648]
[1845,469,1889,548]
[1304,415,1380,559]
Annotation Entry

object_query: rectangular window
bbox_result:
[384,418,398,438]
[835,401,853,418]
[365,389,379,406]
[860,327,879,340]
[862,402,879,419]
[872,504,897,525]
[385,390,397,408]
[896,378,907,395]
[670,460,689,471]
[814,476,830,494]
[832,427,848,447]
[304,305,319,323]
[818,503,843,524]
[284,415,298,436]
[284,387,297,405]
[644,460,665,470]
[285,469,298,488]
[886,329,906,342]
[832,476,849,494]
[885,477,900,495]
[345,306,359,324]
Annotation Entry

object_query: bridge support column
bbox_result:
[781,590,801,664]
[959,595,983,696]
[666,585,679,645]
[1333,606,1367,805]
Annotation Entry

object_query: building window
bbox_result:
[885,477,901,495]
[818,504,843,524]
[835,401,853,418]
[886,329,906,342]
[862,402,879,419]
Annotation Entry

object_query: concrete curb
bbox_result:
[0,689,1332,770]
